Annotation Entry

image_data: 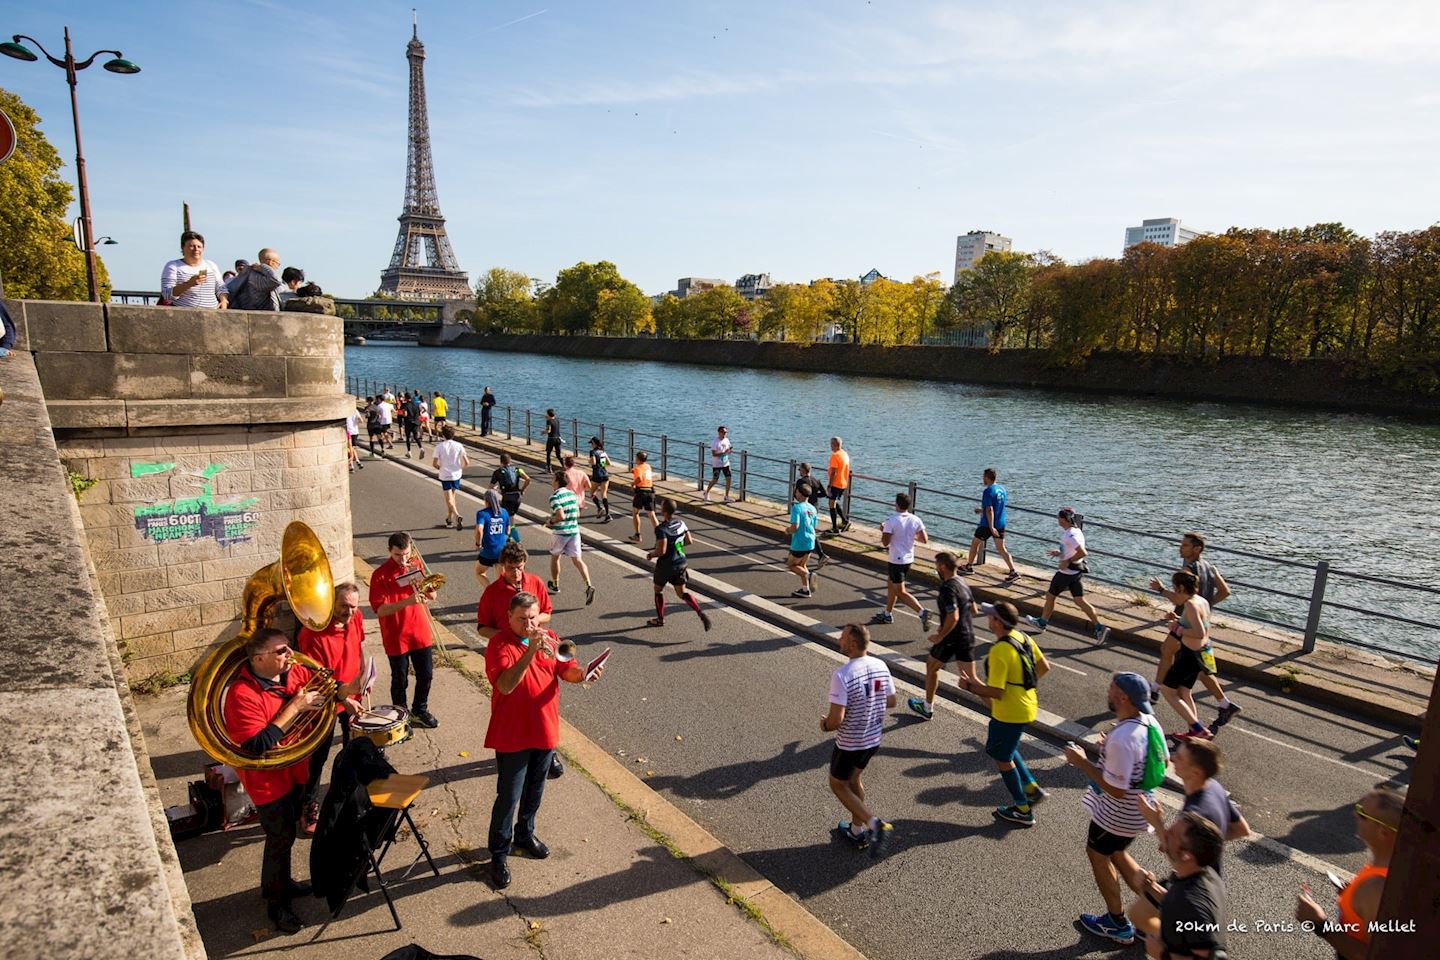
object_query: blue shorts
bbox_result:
[984,718,1027,761]
[441,479,461,491]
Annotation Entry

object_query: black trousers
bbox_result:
[257,784,305,907]
[303,712,352,804]
[389,647,433,713]
[488,748,555,856]
[545,435,563,466]
[481,407,493,434]
[403,420,423,452]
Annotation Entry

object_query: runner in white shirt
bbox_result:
[1027,507,1109,642]
[344,408,363,473]
[374,398,395,450]
[703,426,734,503]
[430,424,471,530]
[870,493,929,631]
[821,623,896,852]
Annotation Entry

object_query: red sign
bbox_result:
[0,107,15,164]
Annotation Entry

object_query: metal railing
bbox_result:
[345,376,1440,664]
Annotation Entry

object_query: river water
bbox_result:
[345,343,1440,659]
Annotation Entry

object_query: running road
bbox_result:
[349,451,1412,959]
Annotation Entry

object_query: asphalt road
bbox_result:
[348,449,1412,960]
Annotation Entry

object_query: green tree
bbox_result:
[539,260,646,335]
[0,86,109,300]
[946,251,1034,350]
[688,285,747,338]
[595,284,652,336]
[473,267,538,332]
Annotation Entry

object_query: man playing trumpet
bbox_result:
[369,532,440,729]
[223,627,361,933]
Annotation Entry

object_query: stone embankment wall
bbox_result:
[5,299,355,683]
[447,332,1440,416]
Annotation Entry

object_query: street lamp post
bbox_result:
[1,26,139,303]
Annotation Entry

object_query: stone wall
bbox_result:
[446,332,1440,417]
[5,298,355,683]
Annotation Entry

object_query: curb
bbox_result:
[349,551,866,960]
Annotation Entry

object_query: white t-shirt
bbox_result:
[418,400,430,420]
[882,511,926,564]
[828,655,894,751]
[710,436,732,468]
[345,411,360,436]
[434,439,467,481]
[160,258,226,308]
[1082,716,1156,837]
[1059,526,1086,573]
[374,401,394,426]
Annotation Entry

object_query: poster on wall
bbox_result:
[130,462,262,546]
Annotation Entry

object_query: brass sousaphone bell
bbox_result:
[187,522,341,771]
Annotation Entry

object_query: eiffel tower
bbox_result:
[378,14,471,300]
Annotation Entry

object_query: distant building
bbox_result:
[954,231,1013,280]
[1123,217,1201,251]
[859,268,886,286]
[735,273,773,300]
[675,277,725,298]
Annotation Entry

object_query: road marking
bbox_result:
[1227,724,1384,779]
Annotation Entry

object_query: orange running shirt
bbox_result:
[828,450,851,490]
[632,462,654,489]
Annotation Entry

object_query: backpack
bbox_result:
[496,465,520,492]
[1002,634,1038,690]
[1131,717,1171,791]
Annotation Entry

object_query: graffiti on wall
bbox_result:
[131,462,262,546]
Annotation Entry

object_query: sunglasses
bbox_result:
[1353,803,1397,832]
[267,645,291,657]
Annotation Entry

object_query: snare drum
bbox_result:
[354,705,413,749]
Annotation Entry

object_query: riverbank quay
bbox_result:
[134,563,832,960]
[445,332,1440,419]
[386,412,1432,730]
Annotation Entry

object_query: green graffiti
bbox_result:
[130,462,176,478]
[131,462,262,546]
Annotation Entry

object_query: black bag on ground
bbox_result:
[378,946,482,960]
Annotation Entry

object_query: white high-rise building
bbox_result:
[1123,217,1201,251]
[954,231,1012,279]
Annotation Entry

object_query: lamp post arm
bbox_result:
[73,50,123,71]
[9,33,66,68]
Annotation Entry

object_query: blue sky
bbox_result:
[4,0,1437,296]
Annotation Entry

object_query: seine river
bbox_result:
[346,343,1440,659]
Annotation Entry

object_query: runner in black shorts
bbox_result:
[829,745,878,780]
[588,436,612,522]
[907,552,978,720]
[490,452,529,521]
[628,451,657,544]
[544,408,563,471]
[794,463,830,563]
[645,498,711,630]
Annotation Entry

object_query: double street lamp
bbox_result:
[1,27,139,303]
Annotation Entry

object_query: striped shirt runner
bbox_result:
[549,488,580,536]
[829,655,895,751]
[1082,717,1156,837]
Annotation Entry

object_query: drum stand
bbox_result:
[332,774,440,930]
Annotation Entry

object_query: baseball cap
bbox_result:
[1112,672,1154,715]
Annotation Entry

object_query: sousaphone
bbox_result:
[187,521,341,770]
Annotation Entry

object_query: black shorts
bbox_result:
[887,562,911,584]
[476,552,499,569]
[789,549,812,560]
[500,492,522,515]
[1086,821,1137,856]
[633,489,655,511]
[435,416,447,422]
[1048,571,1085,597]
[974,525,1005,541]
[827,485,846,501]
[929,631,975,664]
[593,471,609,484]
[653,561,688,588]
[712,465,731,478]
[829,744,878,780]
[1163,645,1216,689]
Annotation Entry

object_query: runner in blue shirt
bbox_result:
[787,487,821,598]
[473,489,512,588]
[962,467,1019,581]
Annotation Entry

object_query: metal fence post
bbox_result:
[843,486,853,526]
[470,399,476,430]
[599,423,606,448]
[908,480,918,510]
[788,459,797,494]
[660,435,669,480]
[698,443,706,490]
[628,429,635,467]
[525,409,532,445]
[1302,561,1330,653]
[739,450,748,502]
[506,406,513,440]
[572,418,579,458]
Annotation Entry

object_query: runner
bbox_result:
[431,391,448,436]
[826,437,852,534]
[907,551,978,720]
[821,623,896,853]
[364,396,383,458]
[431,424,470,530]
[963,602,1049,826]
[1065,672,1166,945]
[786,485,820,598]
[645,498,712,630]
[870,492,928,628]
[474,489,512,587]
[480,386,496,436]
[793,462,830,564]
[1157,570,1217,743]
[961,468,1018,580]
[416,392,431,442]
[490,452,530,524]
[1149,532,1240,733]
[1295,785,1402,958]
[402,391,425,459]
[373,393,395,452]
[543,408,563,471]
[345,404,363,472]
[546,470,595,605]
[588,436,613,522]
[1026,508,1109,642]
[562,454,592,517]
[628,450,657,544]
[703,425,733,503]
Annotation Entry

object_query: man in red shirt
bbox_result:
[298,582,366,834]
[484,592,602,889]
[368,531,439,728]
[223,627,360,933]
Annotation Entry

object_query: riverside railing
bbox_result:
[347,378,1440,665]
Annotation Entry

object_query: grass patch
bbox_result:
[131,669,192,696]
[67,470,99,499]
[1128,593,1151,607]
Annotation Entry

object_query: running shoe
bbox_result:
[920,608,932,633]
[1023,784,1049,806]
[1403,735,1420,751]
[817,553,830,569]
[841,520,852,532]
[906,697,934,720]
[867,819,893,857]
[791,588,813,598]
[956,564,975,575]
[627,534,641,543]
[831,821,869,850]
[1003,569,1020,582]
[698,610,712,632]
[702,490,711,502]
[1079,913,1135,945]
[1094,624,1111,643]
[1170,727,1214,743]
[1209,702,1243,734]
[585,583,596,606]
[992,804,1035,827]
[869,611,894,625]
[547,580,560,594]
[1025,615,1048,631]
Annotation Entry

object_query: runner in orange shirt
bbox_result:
[827,436,852,534]
[628,450,657,544]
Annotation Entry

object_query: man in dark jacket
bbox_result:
[228,250,303,310]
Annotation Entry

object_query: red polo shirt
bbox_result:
[298,608,365,713]
[369,558,433,656]
[484,626,562,753]
[223,663,315,806]
[476,572,552,635]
